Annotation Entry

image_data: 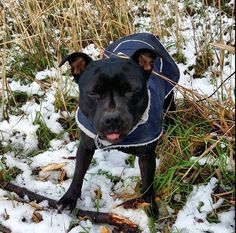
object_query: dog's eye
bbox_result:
[125,87,141,97]
[133,87,141,93]
[87,91,100,99]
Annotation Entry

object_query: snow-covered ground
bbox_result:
[0,145,235,232]
[0,1,235,233]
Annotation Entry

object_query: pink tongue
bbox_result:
[106,133,120,141]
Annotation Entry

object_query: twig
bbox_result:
[0,182,141,233]
[197,71,235,102]
[213,190,234,197]
[180,124,235,182]
[0,224,11,233]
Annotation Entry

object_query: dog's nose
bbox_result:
[103,112,121,129]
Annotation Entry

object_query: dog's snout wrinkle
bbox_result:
[108,96,116,110]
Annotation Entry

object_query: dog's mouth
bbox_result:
[105,132,121,142]
[98,130,126,143]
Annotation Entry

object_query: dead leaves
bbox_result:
[100,226,111,233]
[211,42,235,54]
[33,162,67,183]
[41,162,66,172]
[31,211,43,223]
[116,198,150,210]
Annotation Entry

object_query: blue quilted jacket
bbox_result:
[76,33,180,149]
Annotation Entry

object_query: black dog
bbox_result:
[58,33,180,216]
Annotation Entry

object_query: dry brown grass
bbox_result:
[0,0,234,151]
[0,1,235,231]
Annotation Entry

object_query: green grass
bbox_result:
[96,169,123,185]
[148,216,157,233]
[0,1,234,232]
[94,188,102,212]
[125,154,136,168]
[33,111,59,151]
[0,157,23,182]
[152,101,235,229]
[54,91,78,112]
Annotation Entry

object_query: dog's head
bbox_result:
[59,49,156,143]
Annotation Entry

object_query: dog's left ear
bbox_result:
[131,49,157,75]
[59,52,93,83]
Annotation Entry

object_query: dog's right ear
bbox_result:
[59,52,93,83]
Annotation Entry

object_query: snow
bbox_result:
[0,116,39,153]
[5,80,44,96]
[82,44,101,60]
[0,147,152,232]
[190,154,234,172]
[173,178,235,233]
[0,200,71,233]
[35,68,57,81]
[0,1,235,233]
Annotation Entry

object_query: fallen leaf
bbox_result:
[163,225,169,233]
[35,174,50,182]
[31,211,43,223]
[41,163,66,172]
[100,226,111,233]
[58,169,67,182]
[29,202,43,210]
[111,214,138,228]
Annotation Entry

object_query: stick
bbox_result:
[197,71,235,102]
[0,182,141,233]
[0,224,11,233]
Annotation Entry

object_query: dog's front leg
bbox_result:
[58,140,94,211]
[138,152,158,216]
[138,153,156,199]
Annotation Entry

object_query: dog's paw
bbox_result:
[57,193,79,212]
[145,197,159,219]
[142,193,159,219]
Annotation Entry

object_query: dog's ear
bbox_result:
[131,49,157,75]
[59,52,93,83]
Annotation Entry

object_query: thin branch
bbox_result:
[0,224,11,233]
[0,182,141,233]
[197,71,235,102]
